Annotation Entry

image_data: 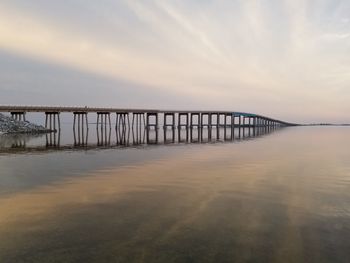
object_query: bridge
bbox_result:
[0,105,297,131]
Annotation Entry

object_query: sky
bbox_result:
[0,0,349,123]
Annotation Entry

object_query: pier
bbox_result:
[0,106,297,131]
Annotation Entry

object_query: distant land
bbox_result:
[302,123,350,126]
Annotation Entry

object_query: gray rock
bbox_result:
[0,113,52,134]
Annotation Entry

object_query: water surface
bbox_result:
[0,126,350,262]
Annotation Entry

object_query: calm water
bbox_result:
[1,126,350,262]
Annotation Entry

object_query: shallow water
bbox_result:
[1,126,350,262]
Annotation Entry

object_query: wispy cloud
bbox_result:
[0,0,350,122]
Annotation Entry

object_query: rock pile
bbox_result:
[0,113,51,134]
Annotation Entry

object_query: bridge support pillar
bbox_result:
[222,113,231,128]
[130,113,145,145]
[45,112,60,131]
[190,113,201,128]
[200,113,211,128]
[96,112,111,129]
[233,115,238,129]
[178,113,189,129]
[164,113,175,129]
[210,113,220,128]
[131,113,145,127]
[115,112,129,130]
[231,114,235,130]
[73,112,88,146]
[146,113,158,129]
[73,112,88,130]
[222,113,233,140]
[11,112,26,121]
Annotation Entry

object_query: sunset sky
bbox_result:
[0,0,349,123]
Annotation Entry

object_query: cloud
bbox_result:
[0,0,350,122]
[321,33,350,40]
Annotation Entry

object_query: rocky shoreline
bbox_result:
[0,113,52,134]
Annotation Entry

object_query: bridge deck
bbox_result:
[0,105,296,126]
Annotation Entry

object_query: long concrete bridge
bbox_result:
[0,105,297,130]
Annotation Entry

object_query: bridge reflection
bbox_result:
[46,131,60,147]
[0,125,283,155]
